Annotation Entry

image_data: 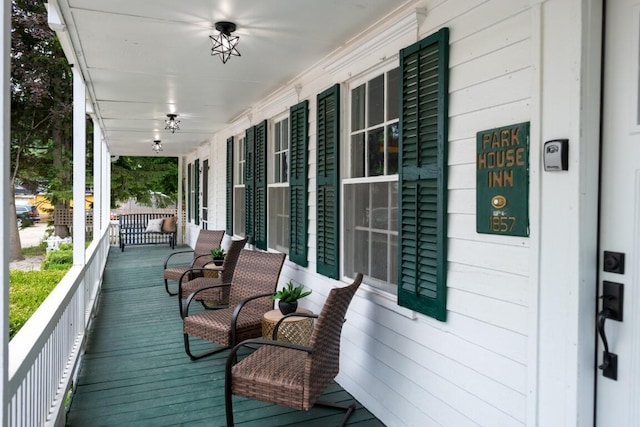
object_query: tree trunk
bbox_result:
[52,126,71,238]
[9,182,24,261]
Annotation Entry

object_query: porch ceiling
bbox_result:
[50,0,411,157]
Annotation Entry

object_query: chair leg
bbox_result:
[164,278,177,296]
[183,333,229,360]
[315,400,356,427]
[225,372,235,427]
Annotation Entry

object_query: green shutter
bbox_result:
[245,126,255,244]
[187,163,193,221]
[316,84,340,279]
[226,136,234,235]
[254,120,268,250]
[289,100,309,267]
[398,27,449,321]
[194,158,200,225]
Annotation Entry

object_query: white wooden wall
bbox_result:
[193,1,596,425]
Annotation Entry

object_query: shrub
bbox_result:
[9,270,66,339]
[41,248,73,271]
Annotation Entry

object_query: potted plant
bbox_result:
[272,280,312,315]
[210,247,226,266]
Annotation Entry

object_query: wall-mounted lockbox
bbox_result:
[543,139,569,171]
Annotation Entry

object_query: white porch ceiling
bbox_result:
[50,0,412,157]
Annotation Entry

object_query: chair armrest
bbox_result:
[229,293,274,345]
[163,249,195,268]
[182,282,232,318]
[273,312,318,340]
[191,253,213,267]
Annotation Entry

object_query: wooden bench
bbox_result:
[118,213,177,251]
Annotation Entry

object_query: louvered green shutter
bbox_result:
[245,127,255,244]
[226,136,234,235]
[194,158,200,225]
[254,120,268,250]
[316,84,340,279]
[398,28,449,321]
[187,163,193,221]
[289,100,309,267]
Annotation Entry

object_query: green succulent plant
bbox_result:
[210,247,226,259]
[271,280,311,303]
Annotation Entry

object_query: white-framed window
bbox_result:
[343,66,400,293]
[234,134,246,237]
[268,115,290,253]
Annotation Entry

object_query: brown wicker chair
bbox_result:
[177,236,248,316]
[163,229,224,295]
[224,273,363,427]
[182,249,286,360]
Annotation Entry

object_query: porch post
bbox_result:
[72,67,86,265]
[1,2,10,425]
[92,121,102,238]
[104,144,111,230]
[177,158,183,244]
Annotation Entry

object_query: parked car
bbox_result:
[15,205,40,223]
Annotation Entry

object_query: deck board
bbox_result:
[66,245,383,426]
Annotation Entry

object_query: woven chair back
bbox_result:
[220,237,248,283]
[304,273,363,404]
[192,229,224,268]
[228,250,286,309]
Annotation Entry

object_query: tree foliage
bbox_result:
[111,156,178,208]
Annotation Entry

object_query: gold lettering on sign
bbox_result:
[478,130,524,188]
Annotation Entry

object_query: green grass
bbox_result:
[9,269,67,339]
[9,245,73,339]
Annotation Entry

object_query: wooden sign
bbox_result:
[476,122,529,236]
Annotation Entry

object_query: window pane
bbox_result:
[234,187,245,236]
[387,123,399,175]
[367,128,384,177]
[389,234,398,285]
[367,74,384,126]
[386,68,400,121]
[268,187,289,253]
[371,232,388,281]
[282,118,289,149]
[353,229,369,277]
[275,122,281,152]
[281,151,288,183]
[351,133,365,178]
[351,84,365,131]
[371,182,389,229]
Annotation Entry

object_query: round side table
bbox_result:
[262,308,314,346]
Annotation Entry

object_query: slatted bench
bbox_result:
[118,213,177,252]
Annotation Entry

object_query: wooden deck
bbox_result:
[65,245,384,426]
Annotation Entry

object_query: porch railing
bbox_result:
[7,227,111,426]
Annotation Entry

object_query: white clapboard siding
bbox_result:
[202,2,539,425]
[340,311,527,425]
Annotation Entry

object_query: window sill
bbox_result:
[355,281,417,320]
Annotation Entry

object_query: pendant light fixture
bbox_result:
[165,114,180,133]
[210,21,240,64]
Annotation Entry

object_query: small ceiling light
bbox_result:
[209,21,240,64]
[152,140,163,154]
[165,114,180,133]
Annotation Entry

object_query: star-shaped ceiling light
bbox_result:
[209,21,240,64]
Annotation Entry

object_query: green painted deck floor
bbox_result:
[66,245,384,426]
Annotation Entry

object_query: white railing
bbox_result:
[7,228,110,427]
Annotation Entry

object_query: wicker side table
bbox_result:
[202,263,223,278]
[262,308,314,346]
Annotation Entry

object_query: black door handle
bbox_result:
[597,309,618,380]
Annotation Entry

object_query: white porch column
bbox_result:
[1,2,10,425]
[177,158,183,244]
[103,143,110,229]
[72,67,86,265]
[92,122,102,238]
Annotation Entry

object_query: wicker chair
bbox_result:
[182,250,286,360]
[224,273,363,427]
[163,229,224,296]
[177,236,248,316]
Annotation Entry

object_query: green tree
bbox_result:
[111,156,178,208]
[10,0,73,260]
